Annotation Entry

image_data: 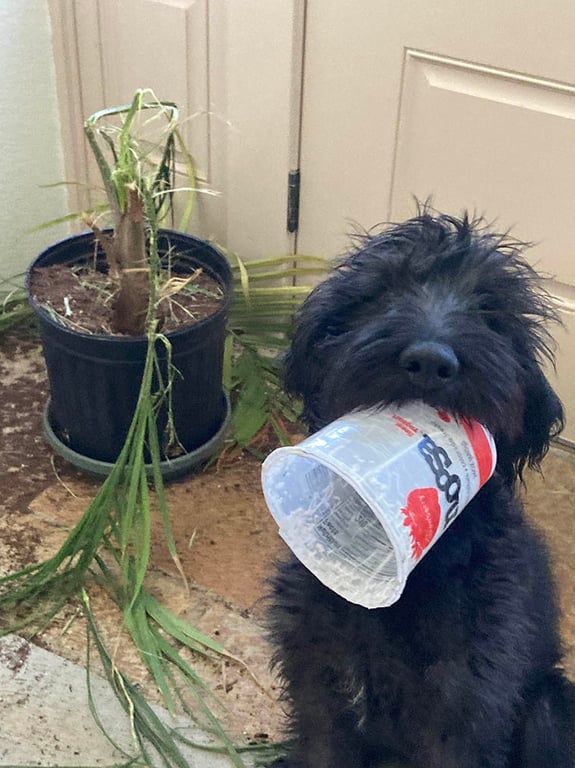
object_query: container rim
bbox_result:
[261,446,408,605]
[26,228,234,342]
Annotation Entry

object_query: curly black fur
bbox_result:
[267,211,574,768]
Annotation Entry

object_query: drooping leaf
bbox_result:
[230,347,270,445]
[225,253,330,450]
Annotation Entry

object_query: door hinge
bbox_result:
[287,169,301,233]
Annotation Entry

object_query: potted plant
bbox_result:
[2,93,330,763]
[26,90,233,478]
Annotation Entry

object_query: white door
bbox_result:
[296,1,575,444]
[48,0,304,261]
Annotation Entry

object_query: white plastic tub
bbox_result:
[262,403,496,608]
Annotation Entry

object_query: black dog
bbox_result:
[268,211,575,768]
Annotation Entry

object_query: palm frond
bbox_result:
[226,253,329,448]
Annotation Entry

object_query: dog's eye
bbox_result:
[477,296,498,314]
[325,322,345,337]
[477,302,504,332]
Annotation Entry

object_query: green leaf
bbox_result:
[222,332,234,391]
[144,594,227,657]
[232,252,251,306]
[230,349,269,445]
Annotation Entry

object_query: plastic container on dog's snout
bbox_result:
[261,402,497,609]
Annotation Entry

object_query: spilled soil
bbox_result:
[0,321,288,746]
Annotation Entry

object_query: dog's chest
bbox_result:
[339,579,471,733]
[339,639,434,757]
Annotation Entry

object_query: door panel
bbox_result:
[393,51,575,285]
[298,1,575,442]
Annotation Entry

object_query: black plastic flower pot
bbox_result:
[26,229,234,474]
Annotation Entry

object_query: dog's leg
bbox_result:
[271,669,373,768]
[512,670,575,767]
[271,729,366,768]
[268,560,389,768]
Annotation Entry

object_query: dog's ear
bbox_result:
[499,366,564,481]
[283,291,335,429]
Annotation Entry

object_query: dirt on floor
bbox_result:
[0,322,289,746]
[1,322,574,752]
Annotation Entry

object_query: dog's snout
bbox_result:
[399,341,460,390]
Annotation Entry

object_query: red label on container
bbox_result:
[461,420,494,488]
[392,414,419,437]
[401,487,441,559]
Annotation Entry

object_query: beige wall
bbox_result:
[0,0,67,283]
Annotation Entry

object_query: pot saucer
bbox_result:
[42,392,232,481]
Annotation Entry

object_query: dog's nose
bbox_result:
[399,342,460,390]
